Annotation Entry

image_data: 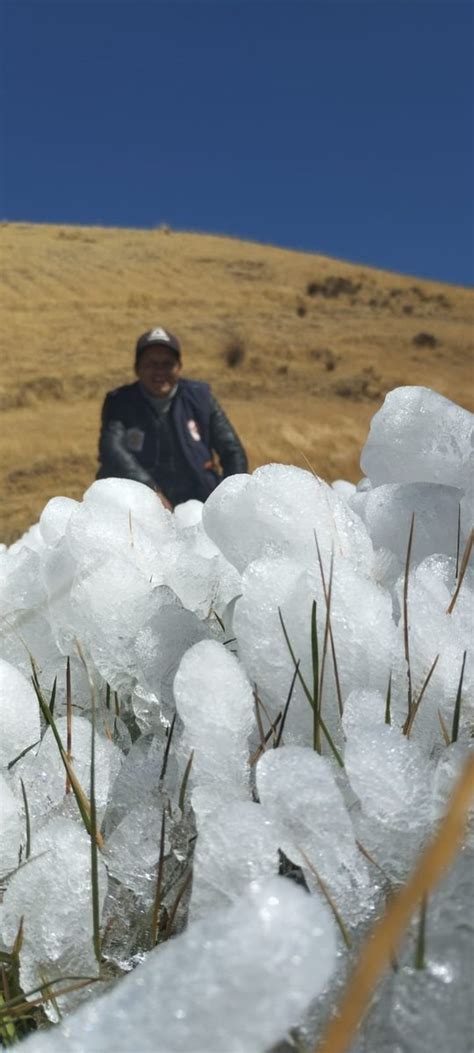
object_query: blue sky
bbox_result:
[1,0,472,285]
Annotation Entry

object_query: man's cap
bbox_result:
[135,327,181,362]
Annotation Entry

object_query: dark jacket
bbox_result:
[97,378,247,505]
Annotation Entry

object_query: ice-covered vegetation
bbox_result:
[0,386,472,1052]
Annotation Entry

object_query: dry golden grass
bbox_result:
[1,220,473,543]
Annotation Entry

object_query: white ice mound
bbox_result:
[173,640,255,815]
[21,877,337,1053]
[350,482,464,564]
[360,386,474,491]
[0,658,41,769]
[342,690,433,828]
[66,476,175,572]
[38,496,79,546]
[189,800,283,920]
[0,817,107,1020]
[256,746,371,921]
[202,463,374,574]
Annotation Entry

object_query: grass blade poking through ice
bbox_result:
[159,713,176,784]
[403,654,439,738]
[447,528,473,614]
[179,751,194,814]
[275,662,300,748]
[150,810,167,948]
[163,870,193,942]
[403,513,415,725]
[311,600,321,754]
[438,709,451,747]
[278,608,344,768]
[451,650,467,744]
[384,671,392,725]
[65,657,72,795]
[299,848,352,950]
[19,781,31,861]
[455,503,461,580]
[315,754,474,1053]
[414,894,428,970]
[88,664,101,966]
[30,658,102,845]
[314,532,343,718]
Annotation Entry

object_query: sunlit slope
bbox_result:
[1,221,472,542]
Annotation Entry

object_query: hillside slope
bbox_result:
[1,221,472,542]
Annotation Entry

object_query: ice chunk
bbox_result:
[103,802,168,900]
[360,386,474,491]
[66,477,175,577]
[133,605,212,729]
[350,482,463,565]
[69,558,173,692]
[14,716,122,824]
[0,817,107,1020]
[20,877,337,1053]
[331,479,356,500]
[103,734,177,835]
[343,717,433,828]
[39,496,79,546]
[0,659,41,769]
[173,640,255,809]
[189,800,282,920]
[203,464,374,575]
[0,772,23,876]
[173,499,204,529]
[256,747,371,921]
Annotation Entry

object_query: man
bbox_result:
[97,327,248,508]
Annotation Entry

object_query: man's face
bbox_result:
[136,346,182,397]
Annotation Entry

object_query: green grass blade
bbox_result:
[384,671,392,726]
[163,870,193,941]
[66,658,72,795]
[404,654,439,738]
[414,894,428,969]
[49,675,58,718]
[455,503,461,580]
[30,660,98,843]
[451,650,467,744]
[159,713,177,783]
[278,608,344,767]
[311,600,321,753]
[403,513,415,723]
[19,781,31,861]
[275,662,300,748]
[150,809,167,947]
[89,681,101,966]
[178,751,194,813]
[7,740,40,772]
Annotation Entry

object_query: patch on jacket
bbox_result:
[126,427,145,452]
[187,418,201,442]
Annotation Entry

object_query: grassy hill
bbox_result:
[1,221,473,543]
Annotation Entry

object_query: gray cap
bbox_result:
[135,327,181,364]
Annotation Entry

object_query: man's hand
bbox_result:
[155,488,173,511]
